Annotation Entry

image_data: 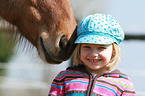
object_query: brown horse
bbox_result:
[0,0,77,64]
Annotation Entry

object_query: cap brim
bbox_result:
[75,34,119,44]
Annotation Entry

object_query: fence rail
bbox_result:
[0,62,55,96]
[125,34,145,40]
[0,63,52,70]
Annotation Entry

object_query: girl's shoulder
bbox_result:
[104,69,130,80]
[102,69,134,86]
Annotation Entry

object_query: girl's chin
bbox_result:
[86,63,106,70]
[86,66,102,71]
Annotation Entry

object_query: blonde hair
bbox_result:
[73,43,120,71]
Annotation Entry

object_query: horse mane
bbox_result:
[0,18,34,51]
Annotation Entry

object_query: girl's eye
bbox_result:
[98,47,106,50]
[83,46,91,49]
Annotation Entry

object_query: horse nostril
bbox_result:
[59,35,68,49]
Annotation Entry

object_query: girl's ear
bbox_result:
[112,50,116,56]
[112,43,116,56]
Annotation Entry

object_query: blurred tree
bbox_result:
[0,31,15,62]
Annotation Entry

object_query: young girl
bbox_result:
[48,14,136,96]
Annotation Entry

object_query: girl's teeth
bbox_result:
[90,60,97,62]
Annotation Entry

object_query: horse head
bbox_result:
[0,0,77,64]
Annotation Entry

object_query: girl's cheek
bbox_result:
[81,51,87,57]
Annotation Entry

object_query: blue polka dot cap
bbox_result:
[75,13,124,45]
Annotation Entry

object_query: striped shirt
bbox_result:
[48,64,136,96]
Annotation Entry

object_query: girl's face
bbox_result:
[80,44,113,74]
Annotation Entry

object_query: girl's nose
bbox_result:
[90,50,99,57]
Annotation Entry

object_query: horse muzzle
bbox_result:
[39,27,77,64]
